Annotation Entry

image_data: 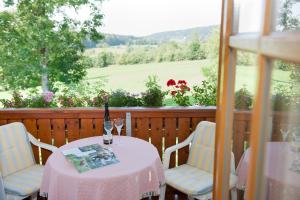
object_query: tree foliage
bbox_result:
[278,0,300,31]
[0,0,104,90]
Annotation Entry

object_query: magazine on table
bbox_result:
[62,144,119,173]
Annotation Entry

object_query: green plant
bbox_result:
[141,76,166,106]
[0,0,104,91]
[237,52,255,66]
[86,89,109,107]
[97,52,115,67]
[58,95,86,107]
[125,94,143,107]
[109,89,142,107]
[201,59,218,83]
[272,84,291,111]
[0,91,29,108]
[235,87,253,110]
[193,80,217,106]
[167,79,191,106]
[0,90,57,108]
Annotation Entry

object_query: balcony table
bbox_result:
[40,136,165,200]
[236,142,300,200]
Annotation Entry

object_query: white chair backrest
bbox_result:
[0,171,5,200]
[187,121,236,174]
[0,123,35,177]
[187,121,216,173]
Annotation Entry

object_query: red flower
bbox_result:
[178,80,187,85]
[187,87,191,91]
[171,91,177,96]
[175,85,179,88]
[167,79,176,87]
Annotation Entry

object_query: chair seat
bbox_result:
[3,165,44,197]
[165,164,237,196]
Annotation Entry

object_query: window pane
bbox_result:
[265,61,300,199]
[274,0,300,32]
[234,51,257,195]
[238,0,263,33]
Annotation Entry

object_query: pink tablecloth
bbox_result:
[236,142,300,200]
[40,136,165,200]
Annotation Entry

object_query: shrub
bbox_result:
[109,89,142,107]
[186,36,206,60]
[237,52,255,66]
[57,95,86,107]
[204,28,220,59]
[167,79,191,106]
[0,90,57,108]
[141,76,166,106]
[96,51,115,67]
[272,84,291,111]
[235,87,253,110]
[193,80,217,106]
[201,59,218,83]
[0,91,29,108]
[125,94,143,107]
[79,56,95,69]
[87,89,109,107]
[28,91,57,108]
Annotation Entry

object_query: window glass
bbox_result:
[262,61,300,199]
[233,51,257,194]
[274,0,300,32]
[238,0,264,33]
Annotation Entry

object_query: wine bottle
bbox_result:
[103,102,113,144]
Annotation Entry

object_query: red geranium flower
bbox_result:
[171,91,177,96]
[167,79,176,86]
[178,80,187,85]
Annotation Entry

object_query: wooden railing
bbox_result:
[0,107,289,166]
[0,107,215,165]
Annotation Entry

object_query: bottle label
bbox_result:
[103,134,110,145]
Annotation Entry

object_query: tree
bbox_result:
[274,0,300,107]
[186,33,206,60]
[277,0,300,84]
[204,28,220,59]
[278,0,300,31]
[0,0,104,91]
[96,52,115,68]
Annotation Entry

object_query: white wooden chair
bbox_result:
[0,122,57,200]
[159,121,237,200]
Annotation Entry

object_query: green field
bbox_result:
[84,60,291,94]
[0,60,291,101]
[85,60,210,93]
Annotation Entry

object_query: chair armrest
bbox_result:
[28,132,58,153]
[0,172,6,200]
[163,132,194,169]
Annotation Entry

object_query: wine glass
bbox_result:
[280,128,291,141]
[114,118,124,143]
[104,120,114,144]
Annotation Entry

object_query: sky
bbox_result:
[100,0,222,36]
[1,0,299,36]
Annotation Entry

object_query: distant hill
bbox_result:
[85,25,219,48]
[143,25,218,43]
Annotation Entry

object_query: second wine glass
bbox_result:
[114,118,124,144]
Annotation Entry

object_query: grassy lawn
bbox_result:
[85,60,291,94]
[85,60,210,93]
[0,59,291,103]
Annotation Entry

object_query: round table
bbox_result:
[236,142,300,200]
[40,136,165,200]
